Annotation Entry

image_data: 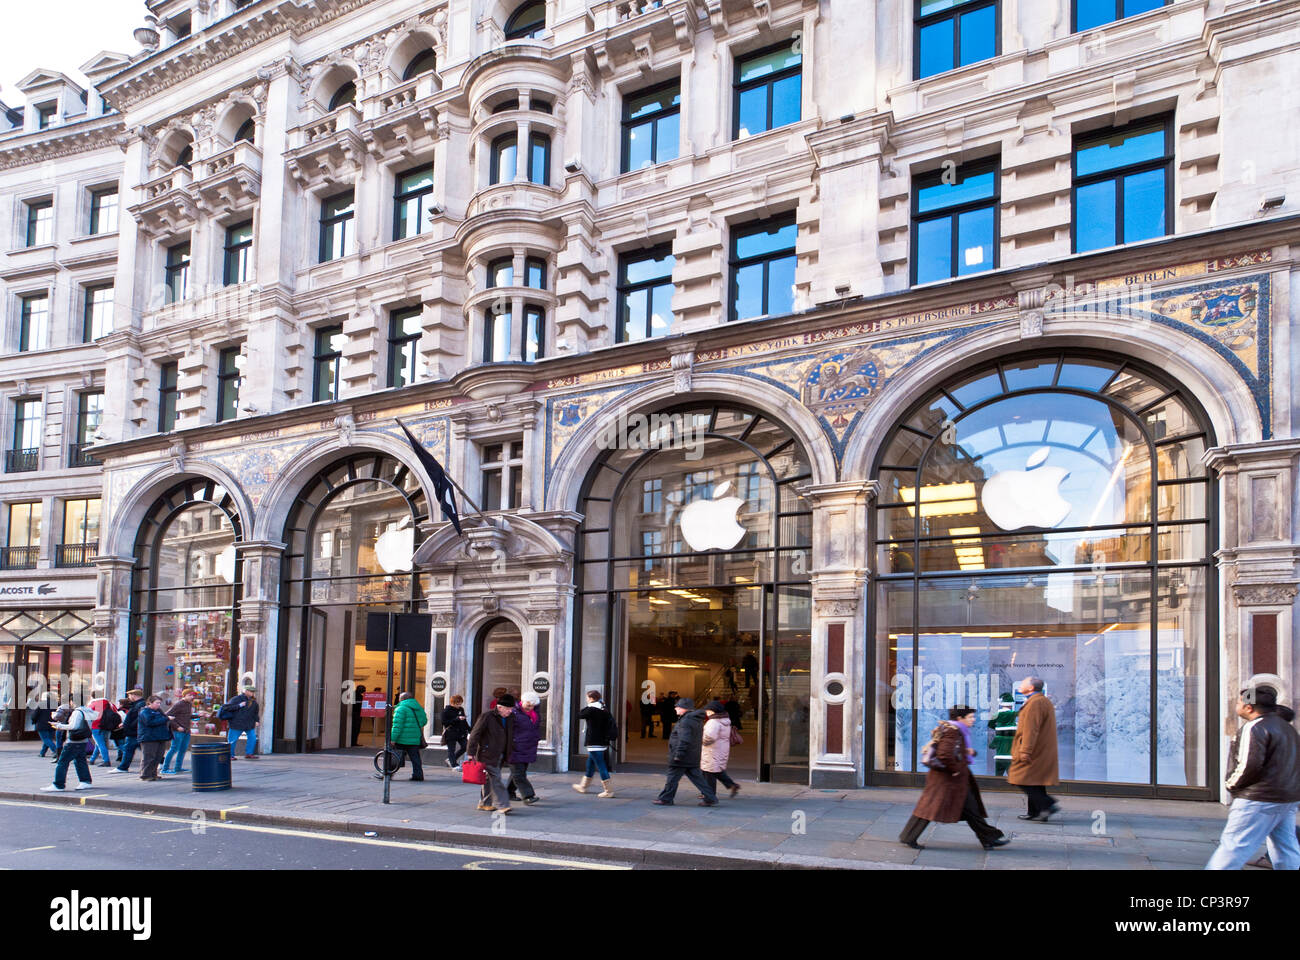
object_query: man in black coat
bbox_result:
[467,693,517,813]
[112,689,146,773]
[652,698,718,806]
[659,691,678,741]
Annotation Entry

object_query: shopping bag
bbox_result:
[461,758,487,785]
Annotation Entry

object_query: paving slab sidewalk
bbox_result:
[0,743,1236,870]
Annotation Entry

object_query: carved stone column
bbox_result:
[93,555,135,698]
[234,540,285,748]
[804,480,876,787]
[1206,440,1300,749]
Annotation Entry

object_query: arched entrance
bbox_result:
[474,617,524,714]
[275,453,429,752]
[129,478,244,725]
[870,350,1216,797]
[576,402,813,782]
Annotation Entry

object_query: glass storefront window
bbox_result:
[874,352,1212,794]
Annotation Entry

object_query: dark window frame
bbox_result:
[909,157,1002,286]
[490,132,517,184]
[1072,0,1170,33]
[621,78,682,173]
[616,243,676,343]
[527,132,551,186]
[217,346,241,422]
[19,293,49,352]
[402,49,437,81]
[504,1,546,40]
[480,440,525,511]
[25,199,53,247]
[728,213,798,324]
[165,241,191,304]
[89,187,119,235]
[234,118,256,144]
[312,325,344,403]
[158,361,179,433]
[36,103,57,130]
[319,189,355,262]
[82,282,114,342]
[482,302,546,362]
[1070,115,1174,255]
[914,0,1001,81]
[328,81,357,112]
[732,38,803,140]
[223,220,254,286]
[392,165,434,241]
[387,306,423,388]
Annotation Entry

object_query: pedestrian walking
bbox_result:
[507,692,542,804]
[86,697,119,766]
[640,695,658,739]
[220,688,260,759]
[653,697,718,806]
[42,701,97,792]
[701,701,741,798]
[1008,675,1060,821]
[572,690,615,798]
[899,705,1011,850]
[51,697,74,760]
[1206,682,1300,870]
[31,693,56,758]
[659,691,678,742]
[441,695,469,768]
[137,696,171,781]
[162,690,198,773]
[390,692,428,781]
[466,693,516,812]
[111,697,130,763]
[351,684,366,746]
[112,689,146,773]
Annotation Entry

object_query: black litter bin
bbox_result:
[191,742,232,791]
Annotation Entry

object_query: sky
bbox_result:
[0,0,143,104]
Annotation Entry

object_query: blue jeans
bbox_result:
[228,727,257,756]
[164,731,191,772]
[116,736,139,771]
[89,730,111,764]
[37,729,57,756]
[1206,798,1300,870]
[584,749,610,780]
[53,740,92,789]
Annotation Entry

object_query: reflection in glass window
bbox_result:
[729,215,797,322]
[388,307,422,388]
[874,352,1212,791]
[912,160,998,284]
[618,245,675,342]
[1074,0,1167,32]
[1073,120,1171,253]
[734,40,801,139]
[916,0,998,80]
[393,166,434,241]
[622,80,681,172]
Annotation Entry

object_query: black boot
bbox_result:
[899,815,928,849]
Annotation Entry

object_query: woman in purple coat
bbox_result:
[506,692,543,805]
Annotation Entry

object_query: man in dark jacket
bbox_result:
[659,691,678,742]
[31,694,56,758]
[467,693,516,813]
[137,696,171,781]
[1207,683,1300,870]
[653,698,718,806]
[112,689,146,773]
[222,689,260,758]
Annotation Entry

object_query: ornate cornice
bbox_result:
[0,119,126,171]
[1232,583,1299,607]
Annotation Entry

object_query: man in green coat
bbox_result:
[390,692,428,781]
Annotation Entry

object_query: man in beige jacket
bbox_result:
[1007,676,1061,822]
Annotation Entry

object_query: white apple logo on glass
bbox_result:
[374,517,415,573]
[980,447,1071,530]
[679,480,747,551]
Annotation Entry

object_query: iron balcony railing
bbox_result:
[55,543,98,567]
[0,545,39,570]
[67,442,100,468]
[5,448,37,473]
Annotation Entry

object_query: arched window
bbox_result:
[234,118,255,144]
[277,453,430,752]
[402,48,437,81]
[504,1,546,40]
[130,478,244,718]
[575,402,814,780]
[175,144,193,170]
[490,132,517,184]
[328,81,357,111]
[872,350,1214,794]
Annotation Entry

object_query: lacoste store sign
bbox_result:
[0,580,93,601]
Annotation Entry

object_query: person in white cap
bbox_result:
[507,691,543,805]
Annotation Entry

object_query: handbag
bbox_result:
[461,758,487,785]
[920,722,955,771]
[729,726,744,746]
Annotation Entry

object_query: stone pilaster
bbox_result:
[93,555,135,698]
[234,541,286,743]
[804,480,877,787]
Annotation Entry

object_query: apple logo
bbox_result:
[374,517,415,573]
[980,447,1071,530]
[679,480,747,552]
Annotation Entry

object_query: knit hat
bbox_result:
[497,693,517,708]
[675,697,695,710]
[704,700,726,713]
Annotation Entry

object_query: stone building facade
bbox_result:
[5,0,1299,797]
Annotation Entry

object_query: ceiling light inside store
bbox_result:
[899,482,978,518]
[950,526,985,570]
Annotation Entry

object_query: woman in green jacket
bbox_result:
[390,692,428,781]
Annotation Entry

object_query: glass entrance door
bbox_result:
[0,645,15,738]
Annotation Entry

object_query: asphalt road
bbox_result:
[0,800,632,871]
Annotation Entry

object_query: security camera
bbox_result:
[564,159,581,174]
[1261,194,1285,212]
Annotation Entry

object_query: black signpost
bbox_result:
[365,612,433,804]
